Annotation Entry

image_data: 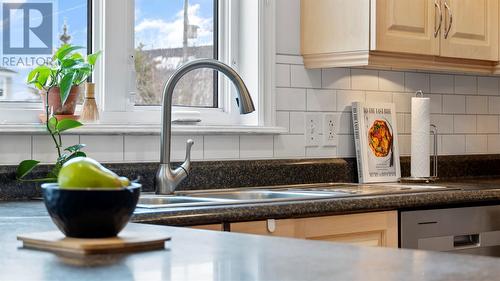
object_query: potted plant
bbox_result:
[29,44,101,120]
[16,44,101,181]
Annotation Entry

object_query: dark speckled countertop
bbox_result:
[5,179,500,227]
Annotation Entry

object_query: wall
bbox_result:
[0,0,498,165]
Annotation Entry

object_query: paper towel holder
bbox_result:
[399,124,439,184]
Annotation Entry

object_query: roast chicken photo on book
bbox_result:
[368,120,393,158]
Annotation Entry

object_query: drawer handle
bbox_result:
[267,219,276,233]
[454,234,480,249]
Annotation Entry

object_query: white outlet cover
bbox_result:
[305,113,321,146]
[323,113,339,146]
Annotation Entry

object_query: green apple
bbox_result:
[58,157,130,189]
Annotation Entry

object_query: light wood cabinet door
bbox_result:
[439,0,498,61]
[376,0,440,55]
[230,211,398,248]
[190,224,223,231]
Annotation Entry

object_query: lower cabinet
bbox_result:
[190,224,224,231]
[230,211,398,248]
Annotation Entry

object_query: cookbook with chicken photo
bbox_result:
[352,102,401,183]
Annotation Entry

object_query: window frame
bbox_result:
[0,0,278,132]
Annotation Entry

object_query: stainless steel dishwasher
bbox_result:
[400,205,500,257]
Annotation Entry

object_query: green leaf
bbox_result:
[61,59,78,68]
[59,72,76,105]
[64,144,86,153]
[67,151,86,161]
[27,66,51,87]
[16,160,40,179]
[87,51,102,66]
[54,44,84,61]
[47,116,58,133]
[56,119,83,132]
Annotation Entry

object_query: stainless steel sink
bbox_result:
[184,190,347,201]
[137,182,460,209]
[137,195,234,209]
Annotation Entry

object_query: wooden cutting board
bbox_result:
[17,231,171,256]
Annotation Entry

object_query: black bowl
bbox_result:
[41,183,141,238]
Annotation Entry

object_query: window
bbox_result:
[134,0,218,108]
[0,0,276,129]
[0,0,88,103]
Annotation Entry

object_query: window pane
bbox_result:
[0,0,88,102]
[134,0,216,107]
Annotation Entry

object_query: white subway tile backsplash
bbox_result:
[466,135,488,154]
[393,92,412,113]
[275,64,291,87]
[32,135,79,164]
[339,112,353,134]
[240,135,274,159]
[454,75,477,95]
[351,69,378,91]
[204,136,239,160]
[430,115,454,134]
[478,77,499,96]
[124,135,160,162]
[322,68,351,90]
[443,95,466,114]
[487,135,500,153]
[306,146,337,158]
[306,89,336,111]
[405,72,429,93]
[466,96,488,114]
[379,71,404,92]
[276,111,290,132]
[0,135,31,165]
[276,88,306,111]
[453,115,476,134]
[336,90,365,112]
[80,135,124,163]
[428,94,442,114]
[430,74,454,94]
[398,135,411,156]
[290,65,321,88]
[337,134,356,157]
[365,91,393,104]
[289,112,305,134]
[477,115,499,134]
[442,135,466,155]
[274,135,305,158]
[488,96,500,114]
[171,136,204,161]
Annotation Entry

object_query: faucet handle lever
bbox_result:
[181,139,194,173]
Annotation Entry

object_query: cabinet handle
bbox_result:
[267,219,276,233]
[434,0,442,38]
[444,0,453,39]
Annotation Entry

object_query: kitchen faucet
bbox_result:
[155,59,255,194]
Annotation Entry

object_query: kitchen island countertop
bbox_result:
[2,212,500,281]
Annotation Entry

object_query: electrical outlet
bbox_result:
[323,114,339,146]
[305,113,321,146]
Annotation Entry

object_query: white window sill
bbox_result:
[0,124,287,135]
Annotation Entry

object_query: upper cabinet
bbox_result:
[301,0,500,74]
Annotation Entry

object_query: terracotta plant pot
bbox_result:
[41,85,81,115]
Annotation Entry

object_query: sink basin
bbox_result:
[182,189,351,201]
[137,195,233,209]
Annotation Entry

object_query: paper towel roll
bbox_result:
[411,97,430,178]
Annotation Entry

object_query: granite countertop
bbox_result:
[3,180,500,227]
[2,216,500,281]
[132,180,500,226]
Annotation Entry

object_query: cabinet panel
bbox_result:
[190,224,223,231]
[376,0,439,55]
[440,0,498,61]
[229,211,398,248]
